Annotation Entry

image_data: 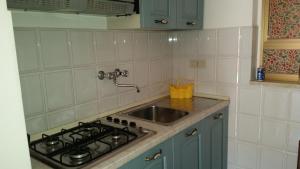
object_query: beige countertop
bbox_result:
[31,95,229,169]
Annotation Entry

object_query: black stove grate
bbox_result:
[29,120,137,168]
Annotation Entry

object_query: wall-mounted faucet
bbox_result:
[98,69,140,93]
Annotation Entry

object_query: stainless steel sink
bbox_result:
[127,106,189,125]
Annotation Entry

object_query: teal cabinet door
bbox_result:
[173,123,202,169]
[140,0,176,29]
[119,138,173,169]
[176,0,204,29]
[200,108,229,169]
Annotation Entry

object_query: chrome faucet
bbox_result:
[98,69,140,93]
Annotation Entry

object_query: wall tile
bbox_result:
[239,58,252,84]
[182,31,199,58]
[148,32,162,59]
[195,83,216,95]
[47,109,75,129]
[70,31,95,66]
[216,57,238,84]
[237,114,259,143]
[116,31,133,62]
[238,86,261,116]
[286,153,297,169]
[45,70,74,111]
[95,31,116,64]
[217,28,239,57]
[40,30,71,69]
[149,82,168,97]
[261,119,287,149]
[135,87,149,101]
[228,139,237,164]
[14,29,40,72]
[197,57,215,83]
[199,29,217,56]
[263,87,290,120]
[134,60,149,87]
[25,115,47,134]
[149,60,164,84]
[75,101,98,119]
[20,74,45,116]
[100,95,119,113]
[119,90,136,107]
[240,27,253,58]
[237,142,259,169]
[161,32,172,58]
[260,148,285,169]
[228,112,237,138]
[133,32,148,61]
[287,123,300,153]
[73,68,97,104]
[172,31,185,58]
[290,90,300,122]
[217,85,237,113]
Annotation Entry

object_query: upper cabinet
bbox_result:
[107,0,204,30]
[176,0,204,29]
[140,0,176,29]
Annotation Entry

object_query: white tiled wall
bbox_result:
[172,27,300,169]
[15,28,172,134]
[16,26,300,169]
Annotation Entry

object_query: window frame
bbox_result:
[260,0,300,82]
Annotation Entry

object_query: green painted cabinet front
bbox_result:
[201,108,229,169]
[119,107,228,169]
[173,123,202,169]
[140,0,176,29]
[176,0,204,29]
[119,138,173,169]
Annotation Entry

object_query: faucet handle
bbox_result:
[121,70,129,77]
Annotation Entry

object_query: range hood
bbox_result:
[7,0,138,16]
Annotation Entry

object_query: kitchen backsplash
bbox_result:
[15,28,172,134]
[16,26,300,169]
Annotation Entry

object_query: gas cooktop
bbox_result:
[28,116,154,169]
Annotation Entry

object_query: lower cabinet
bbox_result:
[119,107,228,169]
[173,123,202,169]
[119,138,173,169]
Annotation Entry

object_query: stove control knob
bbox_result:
[114,118,120,123]
[129,122,136,128]
[106,116,113,121]
[121,120,128,126]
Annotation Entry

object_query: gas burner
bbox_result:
[111,130,121,142]
[79,127,99,138]
[69,148,91,161]
[45,137,60,146]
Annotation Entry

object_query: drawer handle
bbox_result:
[213,113,223,120]
[185,128,198,137]
[154,19,169,24]
[186,21,196,26]
[145,149,162,161]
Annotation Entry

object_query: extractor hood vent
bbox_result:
[7,0,136,16]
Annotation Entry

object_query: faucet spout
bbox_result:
[115,83,140,93]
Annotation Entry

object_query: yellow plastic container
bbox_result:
[169,83,194,99]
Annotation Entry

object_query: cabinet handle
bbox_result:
[145,149,162,161]
[154,19,169,24]
[213,113,223,120]
[186,21,196,26]
[185,128,198,137]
